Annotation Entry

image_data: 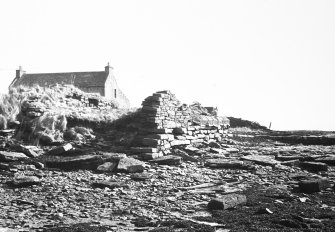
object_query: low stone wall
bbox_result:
[131,91,230,159]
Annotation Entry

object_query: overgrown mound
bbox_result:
[0,85,136,145]
[228,117,268,130]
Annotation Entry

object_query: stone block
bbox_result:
[300,161,328,172]
[299,178,331,193]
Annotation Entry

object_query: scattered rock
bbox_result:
[208,194,247,210]
[117,157,145,173]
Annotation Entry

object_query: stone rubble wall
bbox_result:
[131,90,230,160]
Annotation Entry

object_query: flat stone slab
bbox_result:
[0,151,28,162]
[45,143,73,156]
[210,148,228,154]
[41,154,102,170]
[130,173,151,181]
[241,155,278,166]
[97,162,118,172]
[9,144,40,158]
[208,194,247,210]
[91,181,128,189]
[314,156,335,165]
[206,159,251,169]
[276,154,304,161]
[8,176,41,188]
[101,153,127,161]
[150,155,182,165]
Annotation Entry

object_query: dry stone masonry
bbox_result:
[131,90,230,160]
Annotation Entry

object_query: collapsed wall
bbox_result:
[131,90,230,159]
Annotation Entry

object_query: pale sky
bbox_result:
[0,0,334,131]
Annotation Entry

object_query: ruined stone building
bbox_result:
[9,63,130,108]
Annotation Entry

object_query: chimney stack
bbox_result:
[105,62,113,74]
[16,66,25,78]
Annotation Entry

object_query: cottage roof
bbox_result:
[12,71,108,88]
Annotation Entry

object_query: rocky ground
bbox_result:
[0,130,335,232]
